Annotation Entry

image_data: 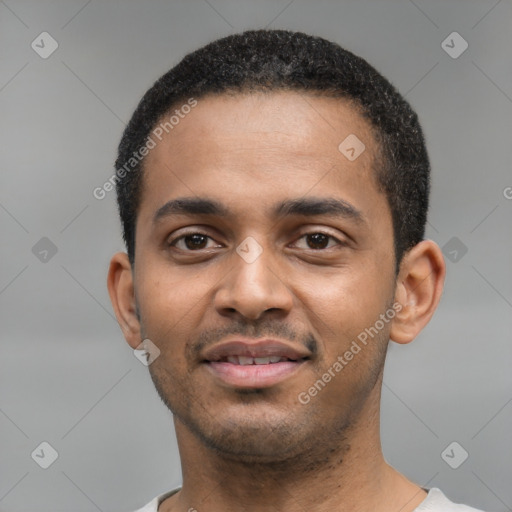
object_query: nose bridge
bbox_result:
[215,235,292,319]
[235,238,276,288]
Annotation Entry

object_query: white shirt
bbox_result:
[132,487,485,512]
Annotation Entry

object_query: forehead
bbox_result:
[137,91,387,229]
[148,91,376,165]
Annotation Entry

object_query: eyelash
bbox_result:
[167,230,346,251]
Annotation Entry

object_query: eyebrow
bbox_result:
[153,197,230,224]
[152,196,365,226]
[274,197,364,224]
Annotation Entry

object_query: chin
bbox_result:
[149,366,355,466]
[190,416,351,473]
[199,427,308,463]
[184,403,333,464]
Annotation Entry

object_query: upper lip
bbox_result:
[202,338,312,362]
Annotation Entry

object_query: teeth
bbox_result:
[224,355,290,365]
[254,357,271,364]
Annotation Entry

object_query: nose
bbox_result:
[214,240,294,321]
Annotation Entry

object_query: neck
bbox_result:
[160,381,427,512]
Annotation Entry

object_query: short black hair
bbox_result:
[115,29,430,272]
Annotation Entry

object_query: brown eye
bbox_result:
[169,233,218,251]
[183,234,208,250]
[306,233,330,249]
[293,232,343,251]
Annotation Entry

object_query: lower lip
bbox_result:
[204,360,306,388]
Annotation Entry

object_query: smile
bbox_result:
[201,338,312,388]
[204,358,309,388]
[216,355,305,365]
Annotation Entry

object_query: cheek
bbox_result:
[135,265,213,357]
[138,254,212,315]
[297,274,390,412]
[294,264,390,343]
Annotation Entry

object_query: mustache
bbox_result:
[188,320,318,361]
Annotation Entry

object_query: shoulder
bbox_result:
[416,488,486,512]
[131,488,181,512]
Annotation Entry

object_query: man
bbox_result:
[107,30,484,512]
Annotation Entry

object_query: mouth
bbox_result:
[202,339,311,388]
[210,355,307,365]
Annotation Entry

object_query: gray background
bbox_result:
[1,0,511,511]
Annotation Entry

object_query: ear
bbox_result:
[107,252,142,349]
[390,240,446,344]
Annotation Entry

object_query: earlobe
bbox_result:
[107,252,142,349]
[390,240,446,345]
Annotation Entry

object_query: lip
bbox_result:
[202,338,311,361]
[202,338,311,389]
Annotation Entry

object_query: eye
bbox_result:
[293,232,345,250]
[168,232,221,251]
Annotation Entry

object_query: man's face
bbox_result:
[132,92,397,463]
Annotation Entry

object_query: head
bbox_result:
[108,30,444,467]
[115,29,430,273]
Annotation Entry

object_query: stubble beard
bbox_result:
[147,345,387,474]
